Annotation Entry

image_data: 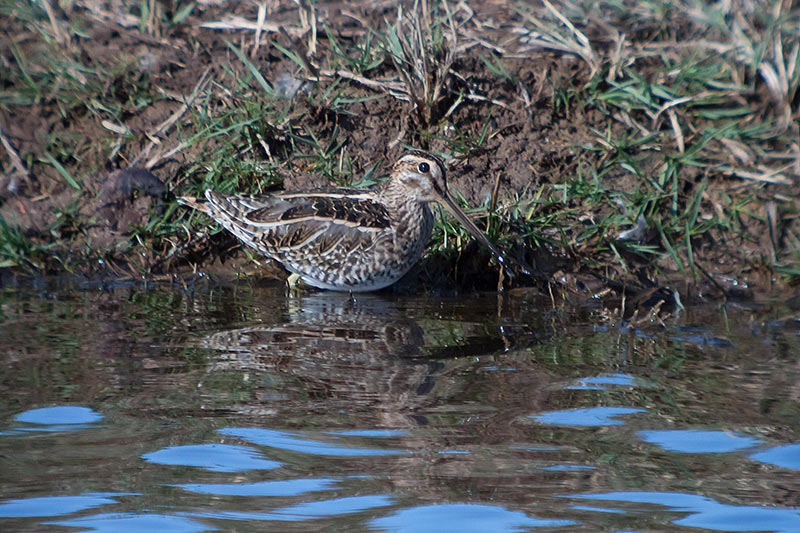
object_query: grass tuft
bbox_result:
[380,0,458,129]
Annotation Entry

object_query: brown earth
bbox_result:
[1,1,797,305]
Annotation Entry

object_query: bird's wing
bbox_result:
[201,189,393,256]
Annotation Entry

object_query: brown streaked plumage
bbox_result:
[179,151,509,291]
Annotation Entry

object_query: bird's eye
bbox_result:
[418,162,430,173]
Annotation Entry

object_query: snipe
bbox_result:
[179,151,511,291]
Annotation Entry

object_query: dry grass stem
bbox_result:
[251,2,268,57]
[0,123,29,193]
[515,0,599,77]
[666,110,684,154]
[134,68,211,168]
[720,165,793,185]
[199,16,306,38]
[314,69,406,97]
[40,0,67,45]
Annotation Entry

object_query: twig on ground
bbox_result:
[0,123,29,193]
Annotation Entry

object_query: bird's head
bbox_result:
[390,151,448,203]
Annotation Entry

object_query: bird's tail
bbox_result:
[201,190,248,221]
[177,190,246,219]
[186,190,266,252]
[176,194,212,216]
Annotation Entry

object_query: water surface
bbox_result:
[1,282,799,531]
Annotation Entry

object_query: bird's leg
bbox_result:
[286,272,303,289]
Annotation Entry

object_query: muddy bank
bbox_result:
[1,1,798,303]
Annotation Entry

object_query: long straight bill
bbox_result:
[439,193,530,276]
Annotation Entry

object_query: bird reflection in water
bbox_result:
[203,292,426,360]
[199,290,510,418]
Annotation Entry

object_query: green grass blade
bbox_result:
[41,152,81,190]
[224,39,276,97]
[272,41,308,73]
[172,2,196,25]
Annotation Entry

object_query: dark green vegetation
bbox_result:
[1,0,798,298]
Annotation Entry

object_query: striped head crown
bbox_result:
[391,151,448,202]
